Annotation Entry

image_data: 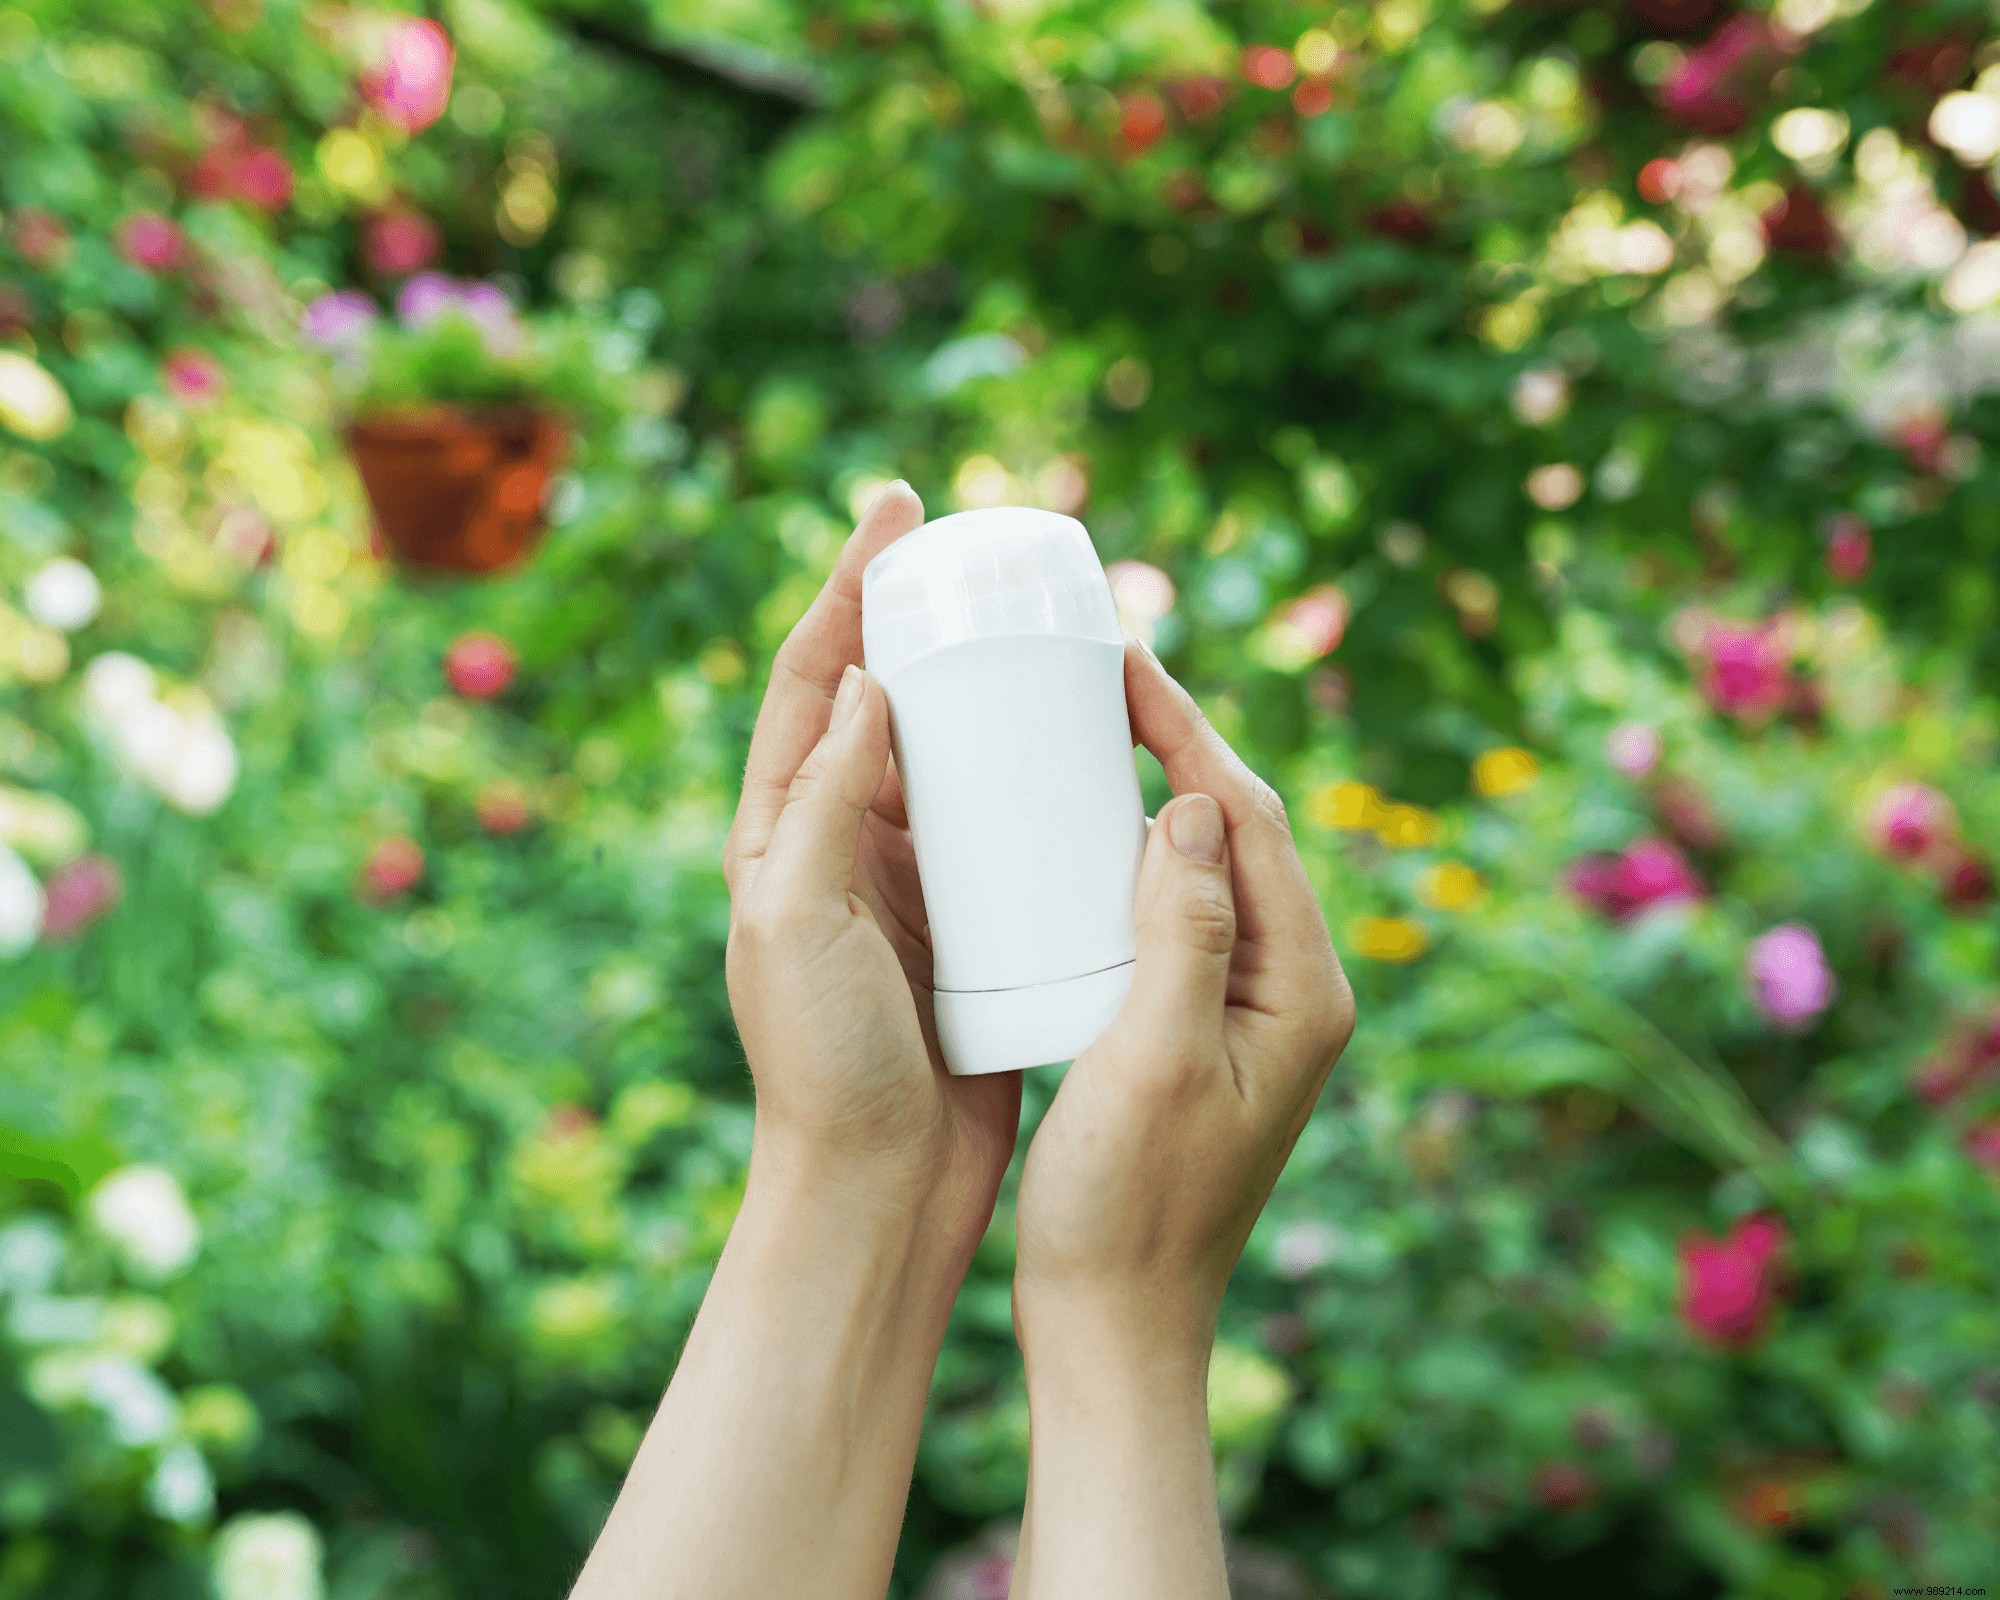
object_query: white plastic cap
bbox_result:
[861,507,1120,679]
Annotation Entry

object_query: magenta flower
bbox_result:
[39,855,123,942]
[1698,619,1791,721]
[1606,721,1662,779]
[1568,837,1704,923]
[300,290,378,350]
[1746,923,1836,1030]
[362,17,454,134]
[1966,1120,2000,1181]
[116,212,185,273]
[1866,782,1955,862]
[1679,1213,1786,1347]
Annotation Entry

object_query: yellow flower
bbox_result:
[1375,803,1441,849]
[1418,861,1487,911]
[1350,914,1429,962]
[1473,746,1540,798]
[1306,780,1381,830]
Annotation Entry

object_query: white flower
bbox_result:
[87,1166,200,1280]
[213,1512,325,1600]
[0,843,44,956]
[0,1217,66,1295]
[83,653,159,723]
[154,716,239,816]
[81,1354,178,1445]
[23,558,102,631]
[1272,1218,1345,1279]
[148,1441,216,1525]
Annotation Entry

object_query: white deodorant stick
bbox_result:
[862,506,1146,1076]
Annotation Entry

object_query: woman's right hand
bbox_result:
[1007,642,1353,1600]
[1013,640,1353,1360]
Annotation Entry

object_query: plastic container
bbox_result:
[862,506,1144,1075]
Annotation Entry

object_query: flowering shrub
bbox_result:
[5,0,2000,1596]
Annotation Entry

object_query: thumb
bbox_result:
[1121,793,1236,1046]
[758,665,891,908]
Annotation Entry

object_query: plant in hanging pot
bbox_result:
[306,275,595,576]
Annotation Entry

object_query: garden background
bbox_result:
[5,0,2000,1595]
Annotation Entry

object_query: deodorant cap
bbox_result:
[861,508,1121,678]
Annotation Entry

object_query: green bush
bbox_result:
[4,0,2000,1596]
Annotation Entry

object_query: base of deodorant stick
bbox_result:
[933,960,1135,1077]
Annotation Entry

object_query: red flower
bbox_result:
[360,835,425,904]
[1365,201,1433,243]
[1165,76,1230,123]
[1292,77,1334,118]
[234,147,294,212]
[1531,1460,1596,1512]
[1637,159,1682,205]
[9,207,71,270]
[1696,619,1791,720]
[1567,837,1704,922]
[116,212,186,273]
[1761,185,1837,260]
[1679,1214,1786,1347]
[365,210,441,277]
[1936,847,1995,912]
[39,855,123,942]
[445,632,517,700]
[1114,92,1169,159]
[1240,45,1296,92]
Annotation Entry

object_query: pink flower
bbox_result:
[1825,515,1871,583]
[1606,722,1662,779]
[1746,923,1836,1030]
[364,210,440,277]
[300,289,378,350]
[1697,619,1791,721]
[1679,1213,1787,1346]
[1275,584,1349,658]
[445,632,516,699]
[1866,783,1955,862]
[1568,837,1704,922]
[1966,1119,2000,1180]
[116,212,185,272]
[233,146,294,212]
[362,18,454,134]
[360,836,424,904]
[163,348,224,406]
[1937,848,1995,913]
[39,855,123,942]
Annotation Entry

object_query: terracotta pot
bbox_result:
[347,405,566,576]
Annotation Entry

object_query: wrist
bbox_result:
[1013,1281,1216,1404]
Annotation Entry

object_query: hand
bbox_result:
[1006,643,1352,1600]
[722,480,1021,1258]
[1014,640,1353,1351]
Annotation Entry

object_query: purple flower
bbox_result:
[1746,923,1836,1031]
[395,270,461,326]
[300,290,378,350]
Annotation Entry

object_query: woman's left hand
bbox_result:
[722,480,1021,1258]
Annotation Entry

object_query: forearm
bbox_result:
[572,1157,963,1600]
[1010,1303,1228,1600]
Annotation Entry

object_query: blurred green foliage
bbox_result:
[4,0,2000,1597]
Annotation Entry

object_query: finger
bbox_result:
[758,665,894,910]
[724,481,924,891]
[1118,793,1237,1060]
[1123,642,1324,956]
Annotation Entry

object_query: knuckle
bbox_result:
[1247,775,1293,837]
[1176,884,1238,956]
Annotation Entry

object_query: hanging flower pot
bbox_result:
[347,405,565,576]
[303,273,605,581]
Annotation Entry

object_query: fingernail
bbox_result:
[866,479,911,515]
[830,664,864,729]
[1168,794,1225,863]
